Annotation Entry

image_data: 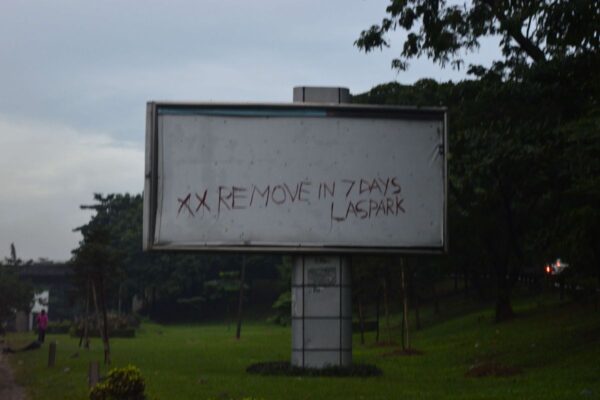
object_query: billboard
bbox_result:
[144,102,447,253]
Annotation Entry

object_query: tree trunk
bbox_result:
[472,271,484,301]
[382,275,391,345]
[358,295,365,345]
[495,267,515,322]
[454,265,459,293]
[400,259,410,350]
[432,281,440,315]
[92,276,111,365]
[414,289,421,331]
[91,280,102,337]
[118,282,123,316]
[151,286,157,317]
[99,277,111,365]
[79,279,91,349]
[463,265,469,298]
[235,255,246,340]
[375,291,381,343]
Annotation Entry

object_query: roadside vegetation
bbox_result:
[5,291,599,400]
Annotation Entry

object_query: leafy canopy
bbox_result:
[0,263,33,322]
[356,0,599,72]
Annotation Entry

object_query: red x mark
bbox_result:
[177,193,194,217]
[195,190,211,213]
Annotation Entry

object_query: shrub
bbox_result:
[89,365,146,400]
[268,292,291,326]
[71,313,137,338]
[46,320,71,334]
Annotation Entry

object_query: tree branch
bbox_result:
[481,0,547,63]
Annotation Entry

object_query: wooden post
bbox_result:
[88,361,100,387]
[48,341,56,367]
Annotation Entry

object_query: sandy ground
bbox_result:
[0,351,27,400]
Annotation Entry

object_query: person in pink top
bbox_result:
[36,309,48,343]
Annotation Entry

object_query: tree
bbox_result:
[72,194,125,364]
[71,193,282,324]
[1,243,33,329]
[0,262,33,327]
[269,257,293,326]
[552,108,600,285]
[8,243,20,266]
[353,51,599,321]
[203,270,246,330]
[356,0,599,72]
[356,1,599,321]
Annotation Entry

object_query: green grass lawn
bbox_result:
[5,295,600,400]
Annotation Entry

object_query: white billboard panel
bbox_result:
[144,103,446,253]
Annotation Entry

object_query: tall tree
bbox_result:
[356,0,599,72]
[72,194,125,364]
[353,52,599,321]
[356,1,599,320]
[9,243,19,266]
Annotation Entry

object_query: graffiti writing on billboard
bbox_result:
[176,176,405,224]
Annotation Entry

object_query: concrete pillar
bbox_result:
[291,86,352,368]
[291,255,352,368]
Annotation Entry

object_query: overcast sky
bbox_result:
[0,0,499,261]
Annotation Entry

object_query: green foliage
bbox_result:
[70,313,137,338]
[73,194,124,275]
[204,271,244,300]
[0,263,33,323]
[268,257,292,325]
[6,295,600,400]
[354,52,600,319]
[46,320,71,334]
[89,365,146,400]
[268,291,291,326]
[70,194,281,322]
[356,0,599,72]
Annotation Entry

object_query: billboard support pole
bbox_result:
[291,87,352,368]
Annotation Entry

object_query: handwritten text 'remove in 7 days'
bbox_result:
[176,176,405,224]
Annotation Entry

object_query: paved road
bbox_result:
[0,352,27,400]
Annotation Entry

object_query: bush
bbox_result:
[268,292,291,326]
[71,313,137,338]
[90,365,146,400]
[46,320,71,334]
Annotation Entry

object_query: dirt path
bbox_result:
[0,352,27,400]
